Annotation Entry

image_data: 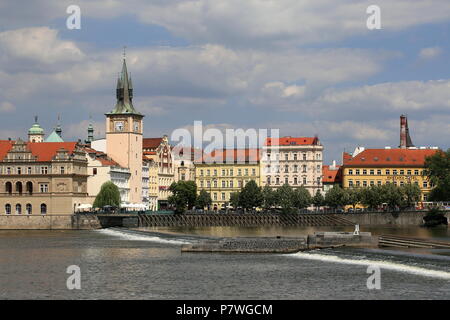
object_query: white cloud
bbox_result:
[0,101,15,112]
[0,27,84,66]
[419,47,443,60]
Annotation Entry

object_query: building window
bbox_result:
[370,170,374,175]
[349,180,354,187]
[41,166,48,174]
[393,170,397,175]
[400,170,404,175]
[386,169,390,175]
[230,181,233,188]
[26,204,32,215]
[26,181,33,195]
[303,177,307,185]
[60,167,65,174]
[294,177,297,185]
[377,181,382,186]
[245,168,249,176]
[423,181,428,188]
[222,181,226,188]
[363,181,367,187]
[221,192,225,200]
[285,153,289,161]
[407,170,411,175]
[276,177,280,185]
[207,169,210,176]
[181,174,185,181]
[377,169,381,175]
[238,180,242,188]
[5,181,12,194]
[27,167,32,174]
[214,169,217,176]
[17,167,22,175]
[207,181,211,188]
[349,169,353,175]
[370,181,374,186]
[213,180,217,188]
[293,154,297,161]
[93,168,97,175]
[222,169,225,176]
[363,169,367,175]
[302,153,306,160]
[200,169,204,176]
[200,181,204,188]
[6,167,11,174]
[252,168,256,176]
[16,182,23,194]
[40,184,49,193]
[285,177,288,185]
[285,165,289,173]
[355,169,360,175]
[414,170,419,175]
[230,169,233,176]
[356,181,360,187]
[15,204,22,215]
[5,204,11,215]
[294,165,298,173]
[213,193,217,201]
[40,204,47,215]
[238,169,242,176]
[302,165,307,173]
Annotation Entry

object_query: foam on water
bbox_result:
[290,251,450,280]
[97,228,191,245]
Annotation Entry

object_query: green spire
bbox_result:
[107,55,142,116]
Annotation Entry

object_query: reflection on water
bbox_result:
[0,228,448,300]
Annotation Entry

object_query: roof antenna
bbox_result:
[123,45,127,60]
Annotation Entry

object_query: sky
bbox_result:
[0,0,450,163]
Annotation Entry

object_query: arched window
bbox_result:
[15,204,22,214]
[16,182,23,195]
[5,204,11,215]
[26,182,33,195]
[5,182,12,194]
[26,204,32,215]
[40,203,47,215]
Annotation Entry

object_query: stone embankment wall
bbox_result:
[182,237,308,253]
[0,214,101,230]
[182,232,376,253]
[340,211,450,226]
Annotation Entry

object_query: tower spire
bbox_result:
[107,49,141,116]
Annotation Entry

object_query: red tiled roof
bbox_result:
[0,140,13,161]
[143,138,163,150]
[344,148,439,167]
[197,149,260,163]
[322,165,342,183]
[265,136,319,146]
[0,141,78,162]
[97,157,120,167]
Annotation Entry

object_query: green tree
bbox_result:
[324,185,346,208]
[196,189,212,210]
[229,192,240,210]
[345,188,361,209]
[238,180,263,211]
[93,181,121,209]
[293,186,312,210]
[168,181,197,214]
[275,184,296,213]
[360,185,383,209]
[262,185,276,210]
[424,149,450,201]
[401,183,421,208]
[379,183,403,210]
[312,189,324,209]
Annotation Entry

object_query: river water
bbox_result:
[0,226,449,300]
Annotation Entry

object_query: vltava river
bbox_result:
[0,226,449,299]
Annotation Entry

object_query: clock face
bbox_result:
[115,121,124,132]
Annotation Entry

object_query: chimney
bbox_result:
[399,114,414,149]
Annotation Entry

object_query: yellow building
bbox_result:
[342,148,439,201]
[195,149,261,210]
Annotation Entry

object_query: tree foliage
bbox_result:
[293,186,312,209]
[168,181,197,214]
[312,189,324,208]
[229,192,240,209]
[238,180,263,211]
[93,181,121,208]
[196,189,212,210]
[275,184,296,213]
[424,149,450,201]
[262,185,277,210]
[324,185,346,208]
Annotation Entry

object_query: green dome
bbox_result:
[28,123,44,135]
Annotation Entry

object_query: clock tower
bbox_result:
[106,56,144,204]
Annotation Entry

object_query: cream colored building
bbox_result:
[195,149,260,210]
[143,136,174,209]
[0,139,89,215]
[261,136,323,196]
[85,146,130,204]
